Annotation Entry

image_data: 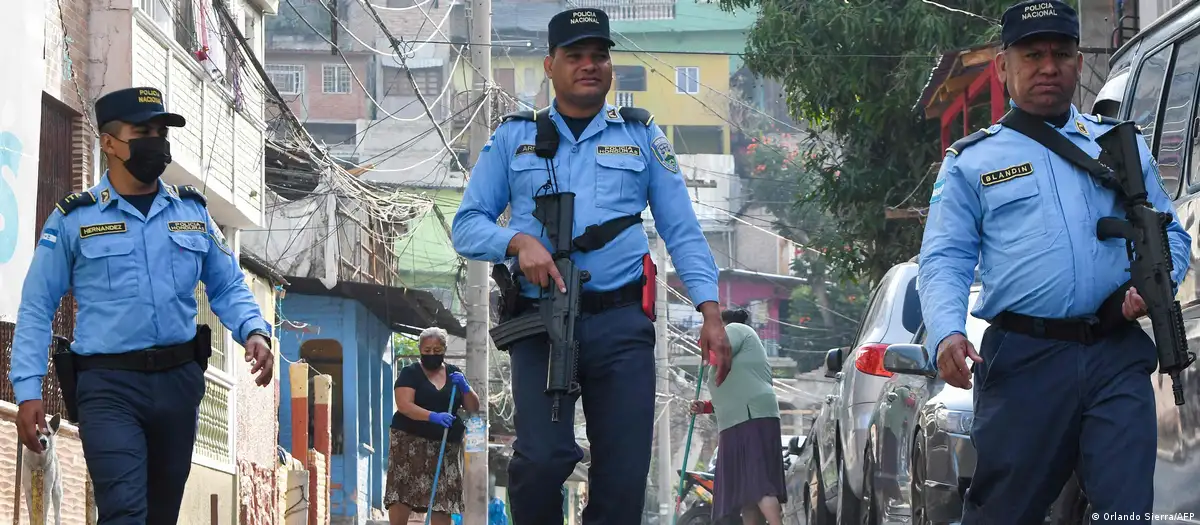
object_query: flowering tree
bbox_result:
[737,135,873,371]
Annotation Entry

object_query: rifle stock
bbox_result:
[1096,122,1195,405]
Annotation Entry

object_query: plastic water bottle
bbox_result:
[464,414,486,453]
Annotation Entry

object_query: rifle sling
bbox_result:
[997,109,1123,192]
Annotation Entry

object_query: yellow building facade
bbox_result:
[455,51,732,154]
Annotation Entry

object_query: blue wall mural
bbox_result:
[0,131,23,264]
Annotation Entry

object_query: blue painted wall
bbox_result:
[278,293,395,523]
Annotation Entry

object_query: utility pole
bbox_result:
[463,0,493,520]
[653,235,673,523]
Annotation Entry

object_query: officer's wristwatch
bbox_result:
[247,329,272,349]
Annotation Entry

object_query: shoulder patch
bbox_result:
[55,191,97,216]
[946,128,996,157]
[1083,113,1122,126]
[651,135,679,173]
[929,179,945,205]
[177,185,207,206]
[617,107,654,126]
[501,110,535,123]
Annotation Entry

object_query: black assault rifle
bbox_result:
[1095,121,1195,405]
[489,192,589,422]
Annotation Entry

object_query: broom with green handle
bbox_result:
[672,362,707,524]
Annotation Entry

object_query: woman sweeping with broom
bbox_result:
[689,309,787,525]
[386,327,481,525]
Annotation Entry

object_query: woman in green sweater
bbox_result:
[690,309,786,525]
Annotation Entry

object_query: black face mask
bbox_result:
[420,354,444,371]
[115,136,172,184]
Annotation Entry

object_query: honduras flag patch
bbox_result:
[929,180,945,204]
[39,228,58,248]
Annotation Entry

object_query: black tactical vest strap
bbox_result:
[503,106,645,253]
[573,214,644,252]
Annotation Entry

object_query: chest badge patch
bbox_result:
[980,162,1034,186]
[515,144,537,156]
[168,221,207,233]
[80,222,127,238]
[597,145,641,157]
[651,136,679,173]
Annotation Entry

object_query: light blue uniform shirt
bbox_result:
[452,101,719,306]
[919,105,1192,351]
[10,173,271,403]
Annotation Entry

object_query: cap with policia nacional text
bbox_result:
[548,8,616,49]
[94,87,187,130]
[1001,0,1080,48]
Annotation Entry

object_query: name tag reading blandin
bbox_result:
[80,222,127,238]
[981,162,1034,187]
[597,145,641,156]
[168,221,207,233]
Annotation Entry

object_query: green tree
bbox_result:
[719,0,1012,284]
[737,135,871,369]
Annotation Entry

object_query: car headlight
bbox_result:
[935,407,973,434]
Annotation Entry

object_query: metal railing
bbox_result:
[572,0,675,20]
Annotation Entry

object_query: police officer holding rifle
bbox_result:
[451,8,730,524]
[918,1,1193,521]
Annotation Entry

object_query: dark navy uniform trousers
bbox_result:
[508,303,656,524]
[77,361,207,524]
[965,323,1157,524]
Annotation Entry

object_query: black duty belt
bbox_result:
[989,311,1132,346]
[75,341,196,372]
[517,280,643,315]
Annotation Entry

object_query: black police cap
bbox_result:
[95,87,187,130]
[1001,0,1079,48]
[548,8,615,49]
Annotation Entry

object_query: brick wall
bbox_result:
[308,450,329,525]
[43,0,94,191]
[0,403,91,525]
[238,460,278,525]
[266,52,373,122]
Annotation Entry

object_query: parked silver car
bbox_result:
[807,260,923,523]
[863,287,1102,525]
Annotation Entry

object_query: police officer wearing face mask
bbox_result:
[919,1,1191,521]
[10,86,275,524]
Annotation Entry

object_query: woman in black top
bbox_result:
[385,327,481,525]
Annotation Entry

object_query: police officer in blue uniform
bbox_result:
[919,1,1192,522]
[452,8,732,524]
[10,87,275,524]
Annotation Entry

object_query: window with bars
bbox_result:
[389,68,442,97]
[194,379,232,464]
[194,282,229,372]
[266,64,304,95]
[323,64,352,94]
[192,280,233,465]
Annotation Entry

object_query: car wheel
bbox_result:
[911,436,931,525]
[836,461,862,525]
[808,451,836,525]
[862,442,879,525]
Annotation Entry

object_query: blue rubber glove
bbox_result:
[428,412,455,428]
[449,371,471,393]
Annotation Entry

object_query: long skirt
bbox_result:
[384,428,465,514]
[713,416,788,520]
